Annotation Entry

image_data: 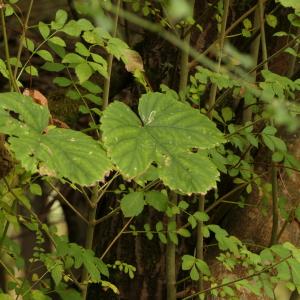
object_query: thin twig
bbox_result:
[100,217,133,260]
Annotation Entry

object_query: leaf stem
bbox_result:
[81,187,99,299]
[207,0,230,119]
[102,0,121,110]
[166,191,177,300]
[257,0,278,246]
[47,181,89,224]
[13,0,34,81]
[179,0,194,99]
[100,217,132,260]
[196,194,205,292]
[0,6,19,91]
[182,254,292,299]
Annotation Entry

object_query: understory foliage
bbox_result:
[0,0,300,299]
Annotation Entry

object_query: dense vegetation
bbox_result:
[0,0,300,299]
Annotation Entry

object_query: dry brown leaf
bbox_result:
[51,118,70,129]
[23,89,49,107]
[123,49,144,73]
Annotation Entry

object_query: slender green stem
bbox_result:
[102,0,121,110]
[207,0,230,119]
[183,255,293,300]
[189,0,269,70]
[258,0,268,70]
[16,29,59,81]
[47,181,89,224]
[95,207,121,225]
[100,217,132,260]
[196,195,205,292]
[80,2,121,297]
[81,188,99,299]
[179,1,194,98]
[276,209,294,242]
[243,6,260,123]
[13,0,34,81]
[205,184,248,213]
[0,7,19,91]
[166,191,177,300]
[287,28,300,78]
[270,162,279,245]
[249,33,300,75]
[257,0,278,246]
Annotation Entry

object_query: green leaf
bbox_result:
[0,294,14,300]
[88,61,108,78]
[195,259,211,276]
[159,152,219,194]
[75,63,93,84]
[48,37,66,47]
[25,65,38,76]
[156,221,164,232]
[272,151,284,162]
[61,20,81,36]
[158,232,167,244]
[0,59,9,78]
[0,93,112,185]
[120,192,145,217]
[83,252,101,282]
[145,191,168,212]
[30,183,42,196]
[295,206,300,222]
[36,50,54,62]
[144,223,153,240]
[270,136,287,152]
[53,77,72,87]
[194,211,209,222]
[0,92,50,132]
[285,47,298,57]
[182,255,195,270]
[288,258,300,286]
[38,22,50,39]
[4,4,14,16]
[221,107,233,122]
[273,31,288,37]
[23,38,35,52]
[62,53,85,64]
[177,228,191,237]
[243,18,252,29]
[262,126,277,135]
[276,0,300,11]
[77,18,94,31]
[56,289,81,300]
[188,215,197,229]
[276,261,291,281]
[106,38,129,60]
[51,9,68,30]
[266,14,278,28]
[91,53,107,65]
[41,62,65,72]
[75,42,90,57]
[51,263,64,286]
[271,244,290,258]
[190,265,199,281]
[101,92,223,194]
[31,290,51,300]
[262,134,275,151]
[81,80,102,94]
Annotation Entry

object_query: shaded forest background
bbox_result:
[0,0,300,299]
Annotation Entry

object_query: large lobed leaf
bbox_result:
[101,92,224,194]
[0,92,111,185]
